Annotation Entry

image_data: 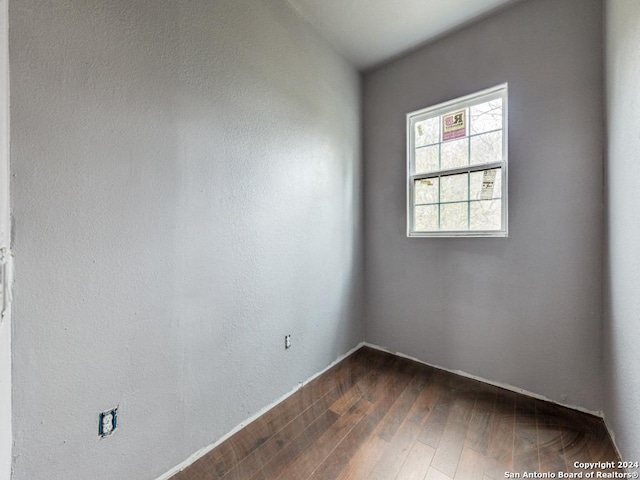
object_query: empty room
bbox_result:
[0,0,638,479]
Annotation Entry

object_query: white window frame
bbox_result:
[406,84,508,238]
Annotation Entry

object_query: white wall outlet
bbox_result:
[99,407,117,438]
[285,335,291,349]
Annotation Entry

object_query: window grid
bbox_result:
[414,126,503,153]
[415,197,503,207]
[407,84,508,237]
[467,128,471,229]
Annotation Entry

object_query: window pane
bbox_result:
[414,178,439,205]
[407,85,507,237]
[441,138,468,170]
[414,205,438,231]
[440,173,468,203]
[470,99,502,135]
[470,200,502,230]
[440,202,468,231]
[470,131,502,165]
[470,168,502,200]
[415,145,439,174]
[415,117,439,147]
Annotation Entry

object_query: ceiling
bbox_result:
[285,0,518,69]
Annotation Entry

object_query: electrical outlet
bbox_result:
[99,407,117,438]
[285,335,291,349]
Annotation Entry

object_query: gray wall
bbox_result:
[363,0,604,411]
[9,1,362,479]
[0,2,10,478]
[604,0,640,467]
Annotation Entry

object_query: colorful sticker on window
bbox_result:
[442,110,466,142]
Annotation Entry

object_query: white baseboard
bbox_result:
[362,342,604,418]
[155,341,366,480]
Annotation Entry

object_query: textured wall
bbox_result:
[0,317,8,480]
[604,0,640,467]
[0,0,9,478]
[9,1,362,479]
[363,0,604,411]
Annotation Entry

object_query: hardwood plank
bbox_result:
[329,370,377,415]
[418,373,453,449]
[483,390,515,479]
[368,414,425,479]
[585,419,619,464]
[425,466,454,480]
[307,357,417,480]
[248,408,340,480]
[247,351,397,480]
[430,391,476,478]
[395,441,436,480]
[561,411,618,473]
[172,347,621,480]
[563,427,593,473]
[464,388,497,455]
[406,370,440,425]
[180,350,369,480]
[338,371,439,480]
[513,394,539,474]
[455,446,487,480]
[334,359,421,480]
[221,389,343,480]
[377,370,430,442]
[335,432,389,480]
[535,400,567,474]
[275,397,372,480]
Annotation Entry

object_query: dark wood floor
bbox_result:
[171,347,619,480]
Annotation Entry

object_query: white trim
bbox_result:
[155,342,366,480]
[407,84,507,120]
[362,342,604,418]
[412,160,504,180]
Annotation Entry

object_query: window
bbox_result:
[407,84,508,237]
